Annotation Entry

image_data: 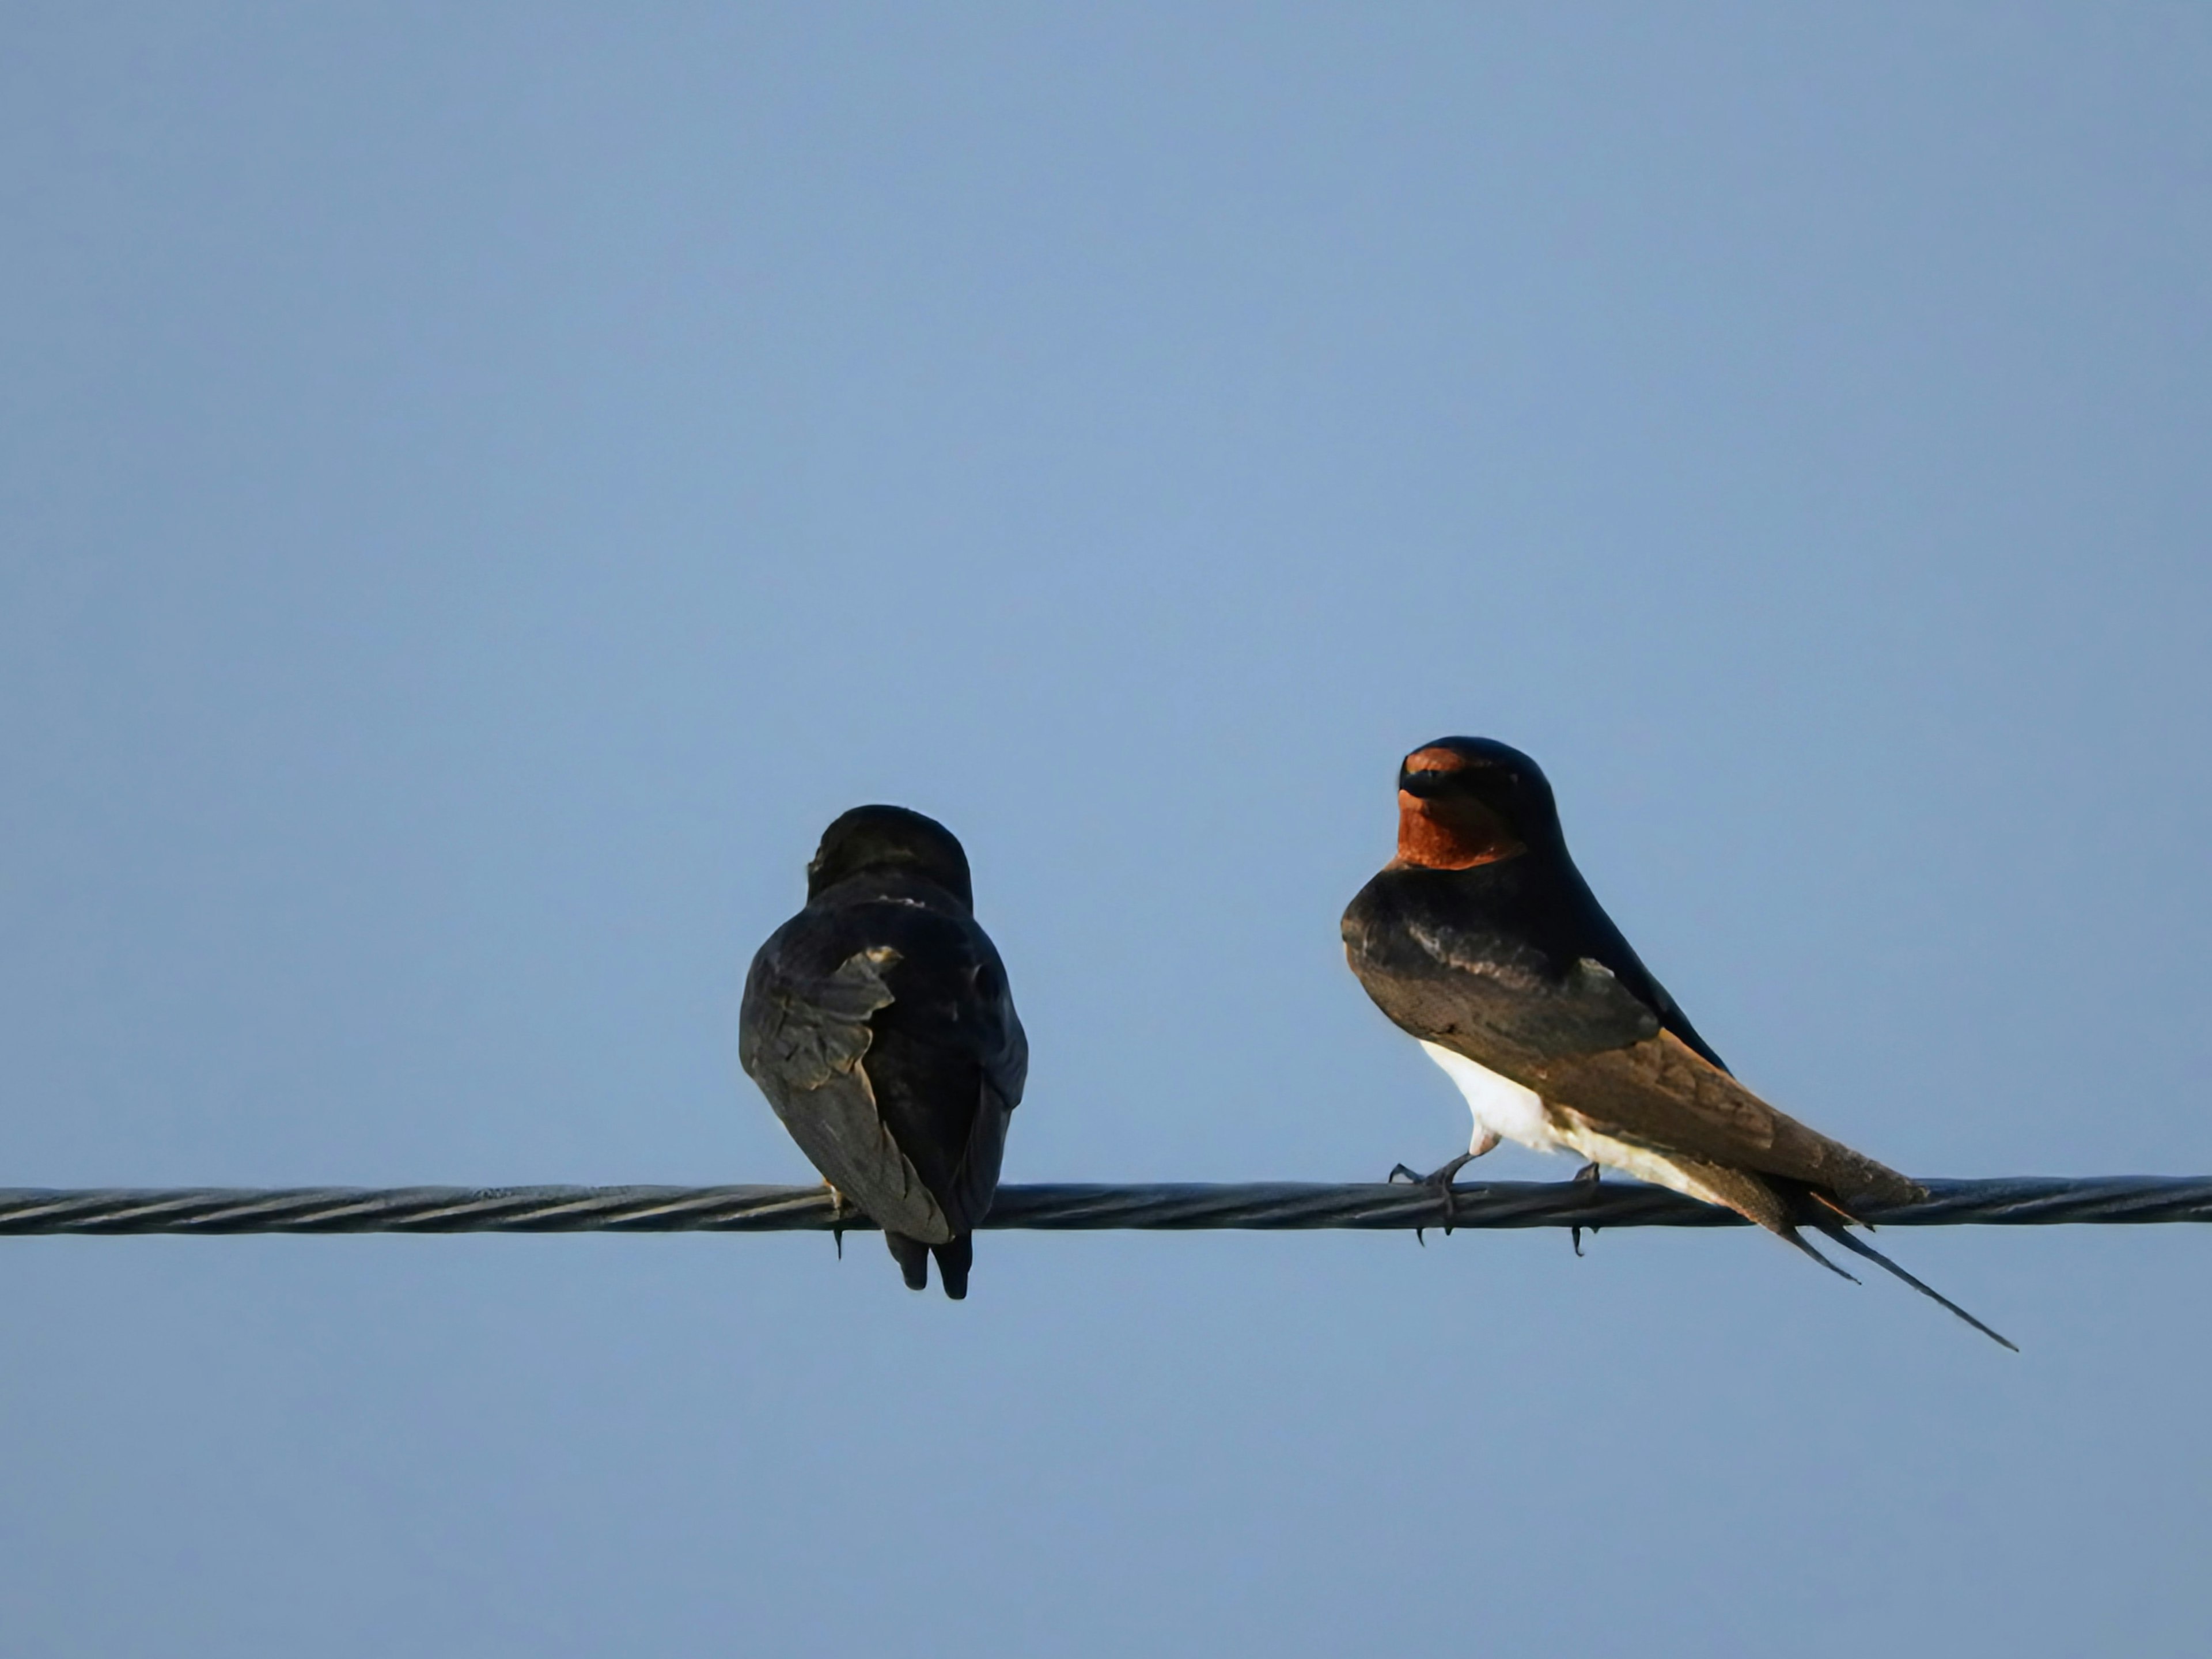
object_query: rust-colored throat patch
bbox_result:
[1395,790,1525,870]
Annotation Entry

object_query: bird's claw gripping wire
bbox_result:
[1570,1161,1601,1257]
[1389,1153,1478,1245]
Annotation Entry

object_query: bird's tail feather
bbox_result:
[885,1231,930,1291]
[1811,1221,2018,1352]
[931,1234,973,1301]
[1779,1227,1859,1284]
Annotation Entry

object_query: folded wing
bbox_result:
[1344,893,1922,1215]
[741,902,1027,1244]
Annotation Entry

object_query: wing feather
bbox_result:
[1522,1032,1925,1210]
[1346,875,1922,1214]
[740,942,956,1243]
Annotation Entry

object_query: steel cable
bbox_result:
[0,1176,2206,1234]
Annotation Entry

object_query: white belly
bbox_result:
[1418,1039,1750,1210]
[1418,1041,1562,1155]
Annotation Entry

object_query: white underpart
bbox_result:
[1416,1040,1744,1210]
[1418,1041,1559,1154]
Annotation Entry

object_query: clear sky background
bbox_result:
[3,5,2209,1654]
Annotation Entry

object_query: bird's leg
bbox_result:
[1389,1130,1502,1243]
[824,1183,848,1259]
[1570,1161,1600,1257]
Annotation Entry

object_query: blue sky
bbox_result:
[3,6,2209,1654]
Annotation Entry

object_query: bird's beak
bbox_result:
[1399,768,1449,800]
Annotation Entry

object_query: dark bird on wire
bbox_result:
[1341,737,2014,1349]
[741,805,1027,1299]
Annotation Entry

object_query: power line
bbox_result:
[0,1176,2206,1234]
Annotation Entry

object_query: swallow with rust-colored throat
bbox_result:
[1342,737,2012,1349]
[741,805,1027,1298]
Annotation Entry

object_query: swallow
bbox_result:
[741,805,1027,1299]
[1342,737,2013,1349]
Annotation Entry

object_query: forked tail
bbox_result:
[1809,1221,2017,1351]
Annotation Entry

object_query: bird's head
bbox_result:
[1392,737,1559,870]
[806,804,974,908]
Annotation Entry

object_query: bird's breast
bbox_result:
[1418,1040,1559,1152]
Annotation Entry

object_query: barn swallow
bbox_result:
[1342,737,2013,1349]
[741,805,1027,1299]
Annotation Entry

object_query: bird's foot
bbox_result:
[824,1183,849,1259]
[1570,1161,1600,1257]
[1388,1153,1479,1245]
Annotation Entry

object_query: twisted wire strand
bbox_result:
[0,1176,2206,1235]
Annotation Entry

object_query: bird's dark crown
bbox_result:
[806,804,974,908]
[1395,736,1562,865]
